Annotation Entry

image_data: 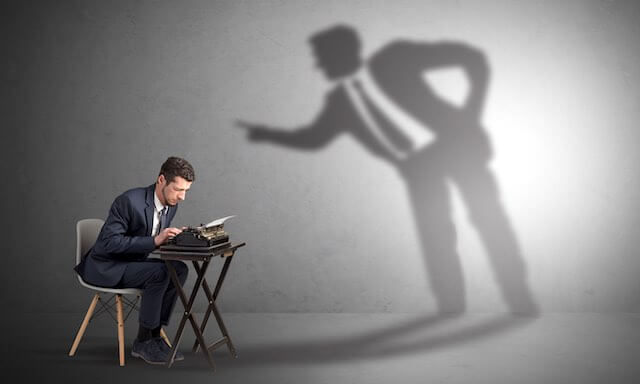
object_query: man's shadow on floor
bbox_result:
[231,314,534,366]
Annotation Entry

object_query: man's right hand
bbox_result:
[154,227,183,247]
[235,120,269,141]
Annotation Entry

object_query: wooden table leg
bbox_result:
[209,297,238,358]
[165,259,216,371]
[191,256,237,357]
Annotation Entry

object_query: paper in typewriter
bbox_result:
[203,215,236,228]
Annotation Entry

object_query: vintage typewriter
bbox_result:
[170,225,229,247]
[163,216,234,251]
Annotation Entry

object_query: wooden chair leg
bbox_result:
[69,293,100,357]
[160,328,172,348]
[115,294,125,366]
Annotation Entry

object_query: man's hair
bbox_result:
[159,156,195,183]
[309,24,361,56]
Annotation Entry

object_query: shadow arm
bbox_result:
[238,92,342,150]
[413,42,490,119]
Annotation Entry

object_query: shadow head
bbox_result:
[309,25,362,80]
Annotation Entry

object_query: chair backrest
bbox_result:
[76,218,105,266]
[75,218,142,295]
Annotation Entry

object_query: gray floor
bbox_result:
[5,312,640,383]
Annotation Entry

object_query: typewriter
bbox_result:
[169,225,229,247]
[165,216,235,250]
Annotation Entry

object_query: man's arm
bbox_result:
[237,90,343,149]
[93,194,156,255]
[411,41,490,120]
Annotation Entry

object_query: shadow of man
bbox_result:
[239,24,538,316]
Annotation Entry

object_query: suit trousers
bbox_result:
[118,259,189,329]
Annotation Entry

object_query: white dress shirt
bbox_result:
[151,191,167,237]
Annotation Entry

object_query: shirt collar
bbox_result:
[154,190,167,213]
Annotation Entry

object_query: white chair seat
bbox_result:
[78,277,142,296]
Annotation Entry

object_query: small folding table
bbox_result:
[153,242,246,371]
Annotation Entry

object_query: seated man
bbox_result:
[75,156,195,364]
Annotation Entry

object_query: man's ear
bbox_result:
[157,174,166,186]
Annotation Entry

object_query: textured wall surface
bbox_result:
[3,0,639,313]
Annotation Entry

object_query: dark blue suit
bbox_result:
[75,184,177,287]
[75,184,188,328]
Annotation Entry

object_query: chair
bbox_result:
[68,218,171,366]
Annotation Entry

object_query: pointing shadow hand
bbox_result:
[235,120,270,142]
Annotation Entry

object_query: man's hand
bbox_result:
[154,227,183,247]
[235,120,269,142]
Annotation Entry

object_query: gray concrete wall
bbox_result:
[3,0,640,313]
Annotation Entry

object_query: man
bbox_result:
[75,156,195,364]
[239,25,538,314]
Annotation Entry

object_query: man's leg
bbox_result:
[119,260,172,331]
[401,149,466,314]
[159,260,189,327]
[452,163,539,314]
[119,260,184,364]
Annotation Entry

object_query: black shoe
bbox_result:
[131,338,170,365]
[157,337,184,361]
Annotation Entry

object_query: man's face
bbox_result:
[157,175,192,206]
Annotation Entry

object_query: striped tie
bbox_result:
[353,80,415,154]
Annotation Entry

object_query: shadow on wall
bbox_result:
[238,24,539,351]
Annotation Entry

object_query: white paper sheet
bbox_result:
[203,215,236,228]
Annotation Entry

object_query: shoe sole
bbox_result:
[131,350,169,365]
[131,350,184,363]
[159,340,184,361]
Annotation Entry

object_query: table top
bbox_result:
[151,242,246,261]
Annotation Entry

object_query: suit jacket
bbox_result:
[74,184,177,287]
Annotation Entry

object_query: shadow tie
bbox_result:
[352,80,415,154]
